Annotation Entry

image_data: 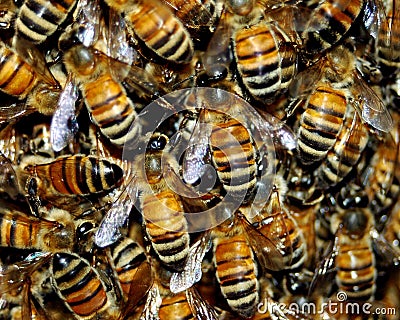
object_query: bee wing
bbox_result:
[11,38,59,87]
[138,282,162,320]
[74,0,102,46]
[0,252,52,293]
[182,114,213,185]
[186,286,219,320]
[255,109,297,151]
[203,8,234,78]
[170,232,212,293]
[286,62,324,116]
[352,72,393,132]
[0,101,36,125]
[95,176,137,248]
[308,234,339,298]
[334,111,369,184]
[122,256,154,318]
[0,153,21,199]
[50,77,79,152]
[107,8,138,79]
[371,228,400,267]
[162,0,217,28]
[237,213,287,271]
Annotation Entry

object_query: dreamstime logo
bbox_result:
[257,292,397,317]
[121,87,277,233]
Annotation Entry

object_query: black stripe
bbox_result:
[19,12,53,34]
[9,215,17,247]
[89,157,103,193]
[25,0,61,23]
[90,91,124,112]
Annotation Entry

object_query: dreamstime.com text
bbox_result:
[257,292,397,317]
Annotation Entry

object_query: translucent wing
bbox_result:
[95,176,137,247]
[203,8,234,78]
[255,109,297,151]
[170,233,212,293]
[121,253,154,318]
[72,0,102,46]
[0,252,52,293]
[186,286,219,320]
[182,112,213,185]
[11,38,59,87]
[351,72,393,132]
[0,153,21,199]
[0,102,36,125]
[237,212,287,272]
[50,78,79,152]
[107,8,137,81]
[138,283,162,320]
[308,233,339,298]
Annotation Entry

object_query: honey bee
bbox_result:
[212,215,261,318]
[13,0,76,44]
[139,133,190,272]
[310,186,400,303]
[104,0,194,64]
[203,0,299,104]
[361,111,400,222]
[158,286,219,320]
[288,43,392,165]
[376,0,400,77]
[252,175,308,272]
[61,44,143,148]
[20,154,124,212]
[0,203,75,252]
[161,0,220,35]
[177,87,295,207]
[317,109,369,189]
[301,0,364,58]
[0,40,60,120]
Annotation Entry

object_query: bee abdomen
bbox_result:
[52,252,109,317]
[0,213,39,248]
[211,120,257,200]
[128,0,194,63]
[35,155,124,196]
[214,235,259,318]
[336,245,376,300]
[297,86,346,164]
[84,74,138,146]
[109,238,149,299]
[0,45,37,98]
[302,0,362,55]
[16,0,76,43]
[143,191,190,271]
[235,23,296,103]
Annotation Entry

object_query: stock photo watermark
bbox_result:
[257,292,397,317]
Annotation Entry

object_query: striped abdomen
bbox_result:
[214,233,259,318]
[0,44,37,98]
[83,73,139,147]
[52,252,110,317]
[297,85,347,164]
[142,189,190,271]
[234,22,297,104]
[0,211,45,249]
[210,117,257,202]
[258,210,307,270]
[377,5,400,76]
[159,292,195,320]
[318,112,369,188]
[126,0,194,63]
[302,0,363,56]
[32,155,124,196]
[109,238,149,299]
[15,0,77,43]
[336,237,376,301]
